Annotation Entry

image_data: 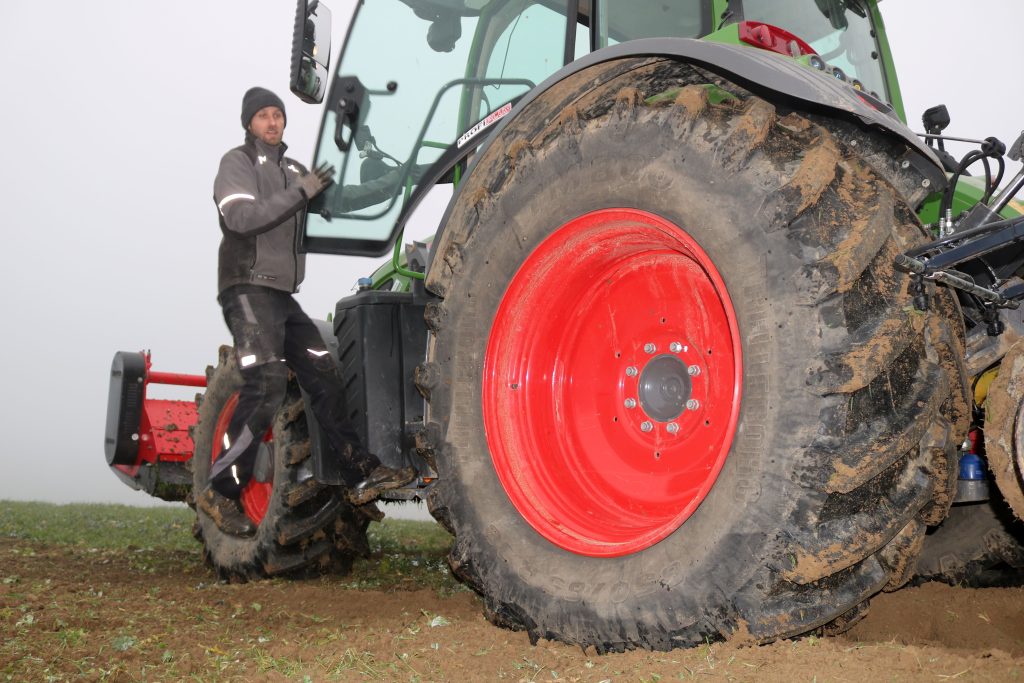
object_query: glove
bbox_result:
[297,161,336,199]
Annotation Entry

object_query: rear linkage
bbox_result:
[896,115,1024,334]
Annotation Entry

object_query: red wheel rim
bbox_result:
[483,208,742,557]
[212,393,273,525]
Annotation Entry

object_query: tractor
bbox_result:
[105,0,1024,651]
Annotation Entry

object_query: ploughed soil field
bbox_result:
[2,502,1023,681]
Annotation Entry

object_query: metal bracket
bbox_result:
[896,212,1024,312]
[331,76,367,152]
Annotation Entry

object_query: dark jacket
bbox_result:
[213,137,308,295]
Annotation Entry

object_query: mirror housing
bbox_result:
[290,0,332,104]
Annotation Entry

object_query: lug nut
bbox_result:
[644,343,657,354]
[640,421,654,432]
[624,398,637,409]
[688,365,701,376]
[669,341,682,353]
[666,422,679,434]
[686,399,701,411]
[625,366,638,377]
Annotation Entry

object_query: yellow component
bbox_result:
[975,367,1000,406]
[1008,198,1024,215]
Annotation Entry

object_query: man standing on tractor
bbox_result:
[199,86,415,536]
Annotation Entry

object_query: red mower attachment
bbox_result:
[104,351,206,501]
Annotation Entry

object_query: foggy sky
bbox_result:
[1,0,1020,509]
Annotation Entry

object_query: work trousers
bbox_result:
[210,284,378,498]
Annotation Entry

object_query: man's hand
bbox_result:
[297,162,336,199]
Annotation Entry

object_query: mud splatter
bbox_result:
[672,84,709,119]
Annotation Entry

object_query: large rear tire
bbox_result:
[421,58,970,650]
[190,345,374,581]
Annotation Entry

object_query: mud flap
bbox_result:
[314,291,428,485]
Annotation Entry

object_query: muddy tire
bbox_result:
[984,339,1024,519]
[915,498,1024,587]
[421,58,969,650]
[190,345,373,581]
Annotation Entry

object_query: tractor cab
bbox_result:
[291,0,900,259]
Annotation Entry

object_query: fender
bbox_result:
[423,37,944,294]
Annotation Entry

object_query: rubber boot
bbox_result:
[348,465,417,506]
[196,485,257,537]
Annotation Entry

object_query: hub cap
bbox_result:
[639,354,691,422]
[483,208,742,557]
[212,393,273,525]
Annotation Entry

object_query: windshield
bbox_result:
[304,0,875,255]
[741,0,887,97]
[306,0,585,253]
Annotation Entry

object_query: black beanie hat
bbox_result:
[241,87,286,130]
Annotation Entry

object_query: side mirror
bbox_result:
[290,0,332,104]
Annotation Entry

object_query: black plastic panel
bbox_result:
[315,290,427,484]
[104,351,146,466]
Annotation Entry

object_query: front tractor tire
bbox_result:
[422,58,969,650]
[914,497,1024,587]
[190,345,373,581]
[984,339,1024,520]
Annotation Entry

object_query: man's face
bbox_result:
[248,106,285,146]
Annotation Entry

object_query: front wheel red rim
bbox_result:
[211,393,273,525]
[483,208,743,557]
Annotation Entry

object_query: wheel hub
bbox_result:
[638,353,692,422]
